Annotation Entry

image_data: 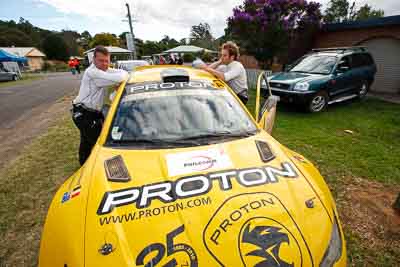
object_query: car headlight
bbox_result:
[320,214,343,267]
[293,82,310,91]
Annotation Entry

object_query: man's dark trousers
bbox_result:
[72,105,104,165]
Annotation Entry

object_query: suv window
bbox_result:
[363,53,374,65]
[290,55,337,74]
[337,56,351,72]
[351,53,374,68]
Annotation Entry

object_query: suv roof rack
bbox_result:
[312,46,367,54]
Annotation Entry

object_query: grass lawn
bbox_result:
[0,73,44,88]
[0,89,399,266]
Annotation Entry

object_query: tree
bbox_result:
[227,0,323,65]
[324,0,384,23]
[89,33,119,48]
[61,30,81,56]
[0,28,33,47]
[354,4,384,21]
[42,33,69,61]
[324,0,351,23]
[190,22,215,49]
[78,30,92,50]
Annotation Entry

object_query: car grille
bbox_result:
[269,82,291,90]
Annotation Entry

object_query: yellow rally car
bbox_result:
[39,66,346,267]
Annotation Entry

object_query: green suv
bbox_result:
[263,47,377,112]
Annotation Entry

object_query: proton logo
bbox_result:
[240,219,301,267]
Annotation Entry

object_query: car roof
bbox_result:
[127,65,217,84]
[310,50,371,57]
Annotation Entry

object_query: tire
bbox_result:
[12,75,18,81]
[357,80,369,99]
[307,91,328,113]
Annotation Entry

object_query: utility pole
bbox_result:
[125,2,136,59]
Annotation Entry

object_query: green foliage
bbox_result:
[324,0,351,23]
[0,27,33,47]
[183,53,196,63]
[89,33,120,48]
[190,22,216,50]
[324,0,384,23]
[354,4,384,21]
[0,18,51,48]
[200,52,213,62]
[42,34,69,61]
[61,30,81,56]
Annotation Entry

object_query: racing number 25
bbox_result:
[136,225,198,267]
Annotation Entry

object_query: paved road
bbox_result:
[0,72,80,168]
[0,72,80,129]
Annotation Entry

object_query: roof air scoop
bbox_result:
[161,68,190,83]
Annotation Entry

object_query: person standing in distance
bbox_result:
[200,41,248,104]
[72,46,128,165]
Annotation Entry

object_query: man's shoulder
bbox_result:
[85,64,103,77]
[229,60,245,69]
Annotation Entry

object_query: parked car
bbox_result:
[116,60,149,71]
[263,47,377,112]
[39,66,346,267]
[0,69,19,82]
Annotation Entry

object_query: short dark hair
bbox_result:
[94,45,109,57]
[222,41,240,60]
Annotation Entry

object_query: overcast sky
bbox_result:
[0,0,399,41]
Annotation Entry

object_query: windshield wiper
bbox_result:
[109,138,201,147]
[179,130,258,141]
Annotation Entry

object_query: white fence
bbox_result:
[246,69,272,89]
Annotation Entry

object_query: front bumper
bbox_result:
[262,87,316,105]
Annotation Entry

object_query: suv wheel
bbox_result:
[12,75,19,81]
[307,91,328,113]
[358,81,369,99]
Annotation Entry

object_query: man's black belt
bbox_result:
[73,103,102,115]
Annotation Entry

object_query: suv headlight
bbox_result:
[294,82,310,91]
[320,214,343,267]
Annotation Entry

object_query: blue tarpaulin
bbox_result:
[0,48,27,62]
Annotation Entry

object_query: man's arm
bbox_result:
[207,59,222,69]
[202,66,225,81]
[90,68,129,88]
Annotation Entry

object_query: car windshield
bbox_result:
[290,55,337,74]
[106,81,257,148]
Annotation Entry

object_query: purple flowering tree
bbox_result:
[227,0,323,66]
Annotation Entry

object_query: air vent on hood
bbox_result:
[161,68,190,83]
[104,155,131,182]
[255,140,275,162]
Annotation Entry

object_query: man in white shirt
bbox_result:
[72,46,128,165]
[200,41,248,104]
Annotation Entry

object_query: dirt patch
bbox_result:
[0,92,76,169]
[336,177,400,265]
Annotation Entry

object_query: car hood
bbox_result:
[84,132,334,266]
[271,72,325,85]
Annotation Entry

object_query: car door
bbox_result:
[349,54,367,91]
[330,55,355,97]
[255,71,278,134]
[0,71,7,81]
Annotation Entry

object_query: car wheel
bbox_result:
[12,75,18,81]
[307,91,328,113]
[358,81,369,99]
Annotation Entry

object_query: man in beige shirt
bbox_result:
[200,41,248,104]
